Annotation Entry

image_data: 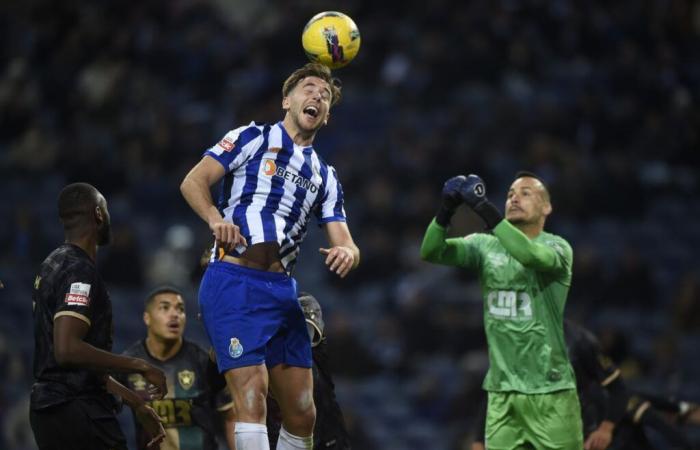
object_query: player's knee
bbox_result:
[234,387,268,422]
[284,391,316,431]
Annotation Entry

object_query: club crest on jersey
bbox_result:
[229,338,243,358]
[178,370,195,390]
[262,159,319,193]
[65,282,91,306]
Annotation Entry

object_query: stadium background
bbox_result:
[1,0,699,448]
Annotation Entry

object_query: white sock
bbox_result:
[235,422,270,450]
[276,426,313,450]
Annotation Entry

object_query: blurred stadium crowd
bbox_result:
[1,0,699,448]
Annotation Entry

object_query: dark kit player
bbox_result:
[121,286,233,450]
[30,183,167,450]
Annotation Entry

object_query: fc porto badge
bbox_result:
[229,337,244,359]
[178,370,195,390]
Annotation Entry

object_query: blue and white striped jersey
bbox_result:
[203,121,346,272]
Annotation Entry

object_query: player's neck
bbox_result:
[146,335,183,361]
[281,116,315,146]
[514,222,544,239]
[65,234,97,261]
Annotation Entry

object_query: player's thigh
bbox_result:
[524,390,583,450]
[268,364,314,416]
[485,392,527,450]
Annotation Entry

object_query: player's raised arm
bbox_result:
[320,221,359,278]
[459,172,571,274]
[421,176,484,268]
[492,221,571,272]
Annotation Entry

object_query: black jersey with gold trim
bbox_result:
[121,339,226,450]
[31,244,114,410]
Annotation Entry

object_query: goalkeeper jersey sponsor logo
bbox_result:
[487,290,532,320]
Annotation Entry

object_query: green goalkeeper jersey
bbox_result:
[421,219,576,394]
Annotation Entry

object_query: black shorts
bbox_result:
[30,398,127,450]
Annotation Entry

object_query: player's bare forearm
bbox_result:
[321,221,360,277]
[106,376,145,409]
[420,219,465,266]
[54,316,167,400]
[54,316,151,374]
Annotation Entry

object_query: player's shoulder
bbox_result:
[541,231,573,256]
[215,121,266,150]
[41,245,96,282]
[463,232,497,245]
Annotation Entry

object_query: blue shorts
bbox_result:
[198,261,312,372]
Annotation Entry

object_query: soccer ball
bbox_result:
[301,11,361,69]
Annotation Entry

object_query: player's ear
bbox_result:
[143,311,150,326]
[282,96,290,111]
[323,112,330,126]
[542,201,552,217]
[94,205,104,225]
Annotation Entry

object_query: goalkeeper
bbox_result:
[421,171,583,450]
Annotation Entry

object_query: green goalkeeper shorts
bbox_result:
[485,389,583,450]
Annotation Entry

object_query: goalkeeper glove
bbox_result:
[460,174,503,230]
[436,175,466,226]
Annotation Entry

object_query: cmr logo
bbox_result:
[262,159,319,193]
[487,290,532,320]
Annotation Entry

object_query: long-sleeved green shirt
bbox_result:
[421,219,576,394]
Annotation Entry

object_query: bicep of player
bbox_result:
[180,156,229,225]
[53,314,91,366]
[183,155,227,189]
[492,220,571,274]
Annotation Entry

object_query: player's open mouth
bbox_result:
[303,106,319,118]
[167,322,180,331]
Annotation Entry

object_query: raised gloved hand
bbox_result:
[436,175,467,226]
[459,174,488,208]
[460,174,503,230]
